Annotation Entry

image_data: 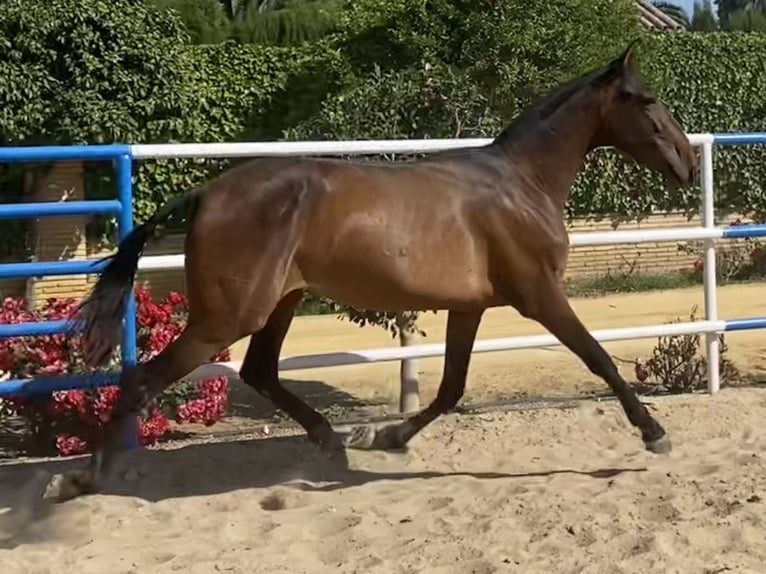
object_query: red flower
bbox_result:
[139,409,171,446]
[56,434,88,456]
[1,288,230,457]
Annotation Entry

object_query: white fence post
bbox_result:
[395,312,421,413]
[701,141,721,394]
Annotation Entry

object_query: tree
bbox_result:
[653,1,691,27]
[717,0,753,27]
[230,0,344,46]
[691,0,719,30]
[151,0,232,44]
[728,7,766,29]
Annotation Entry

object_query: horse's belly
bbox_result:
[299,250,498,311]
[296,188,499,309]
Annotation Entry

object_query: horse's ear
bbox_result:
[615,39,640,74]
[596,40,641,86]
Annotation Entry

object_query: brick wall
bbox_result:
[567,211,745,278]
[0,162,89,305]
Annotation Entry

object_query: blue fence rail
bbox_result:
[0,145,138,446]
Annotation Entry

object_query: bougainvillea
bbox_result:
[0,285,230,457]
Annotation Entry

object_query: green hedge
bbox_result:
[0,1,307,245]
[2,1,766,250]
[127,42,303,232]
[284,4,766,225]
[568,32,766,224]
[286,24,766,225]
[0,0,195,254]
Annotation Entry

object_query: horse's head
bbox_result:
[595,42,697,188]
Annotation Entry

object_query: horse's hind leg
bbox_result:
[46,320,243,502]
[345,309,483,451]
[239,290,347,462]
[521,279,670,454]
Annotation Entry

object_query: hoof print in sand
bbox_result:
[259,488,308,512]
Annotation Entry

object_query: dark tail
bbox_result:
[71,189,200,367]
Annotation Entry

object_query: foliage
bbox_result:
[692,0,720,30]
[568,32,766,224]
[728,8,766,30]
[92,41,303,239]
[0,0,309,243]
[340,309,426,338]
[150,0,344,47]
[231,0,344,46]
[286,62,500,145]
[0,286,230,457]
[151,0,232,44]
[717,0,758,27]
[283,12,766,229]
[0,0,195,147]
[324,0,639,132]
[0,0,196,250]
[631,306,740,393]
[567,269,701,298]
[0,0,195,247]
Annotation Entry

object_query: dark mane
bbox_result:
[493,62,617,144]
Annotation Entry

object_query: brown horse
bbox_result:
[47,42,696,501]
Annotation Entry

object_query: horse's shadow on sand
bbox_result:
[0,431,647,508]
[0,431,650,548]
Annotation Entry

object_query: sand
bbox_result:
[1,283,766,572]
[1,387,765,573]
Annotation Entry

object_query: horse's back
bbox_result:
[182,153,565,313]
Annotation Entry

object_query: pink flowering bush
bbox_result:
[0,286,230,457]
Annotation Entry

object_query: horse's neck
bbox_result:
[497,91,602,206]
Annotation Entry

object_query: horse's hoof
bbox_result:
[42,470,100,503]
[343,424,408,452]
[342,424,377,450]
[644,433,672,454]
[319,435,350,467]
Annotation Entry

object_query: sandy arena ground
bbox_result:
[1,283,766,572]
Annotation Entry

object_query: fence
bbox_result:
[1,132,766,434]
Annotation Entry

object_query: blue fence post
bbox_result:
[116,153,140,448]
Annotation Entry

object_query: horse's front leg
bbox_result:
[515,274,670,453]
